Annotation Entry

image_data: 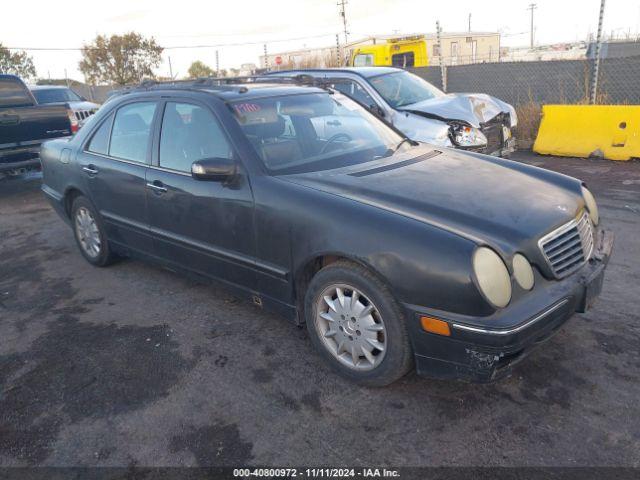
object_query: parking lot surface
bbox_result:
[1,152,639,467]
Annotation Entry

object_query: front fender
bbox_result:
[266,179,491,317]
[392,111,452,147]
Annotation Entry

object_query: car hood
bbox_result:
[397,93,514,128]
[281,147,583,252]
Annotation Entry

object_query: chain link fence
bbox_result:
[409,54,640,145]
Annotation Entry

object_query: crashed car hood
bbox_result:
[398,93,513,128]
[281,146,583,251]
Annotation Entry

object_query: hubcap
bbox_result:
[315,284,386,371]
[75,207,101,258]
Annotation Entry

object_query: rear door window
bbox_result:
[0,77,34,108]
[109,102,157,163]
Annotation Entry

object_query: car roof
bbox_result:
[29,85,71,90]
[0,74,22,81]
[112,81,327,102]
[268,67,403,79]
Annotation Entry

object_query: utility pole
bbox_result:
[591,0,606,104]
[263,44,269,71]
[338,0,349,44]
[468,13,471,32]
[336,34,342,67]
[436,20,446,92]
[168,56,173,79]
[215,50,220,76]
[528,3,537,48]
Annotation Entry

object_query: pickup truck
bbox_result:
[0,74,72,175]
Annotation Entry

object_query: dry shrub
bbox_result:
[515,101,542,148]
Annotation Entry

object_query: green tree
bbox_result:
[0,43,36,79]
[79,33,163,85]
[187,60,215,78]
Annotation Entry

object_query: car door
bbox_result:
[145,99,256,289]
[78,100,158,253]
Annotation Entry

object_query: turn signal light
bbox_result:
[420,316,451,336]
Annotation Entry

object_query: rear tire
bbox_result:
[304,260,413,386]
[70,196,117,267]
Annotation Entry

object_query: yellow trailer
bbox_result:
[350,35,429,68]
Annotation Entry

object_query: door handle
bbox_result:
[82,165,99,175]
[0,114,19,125]
[146,181,168,193]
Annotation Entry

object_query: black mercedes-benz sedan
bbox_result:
[40,79,613,386]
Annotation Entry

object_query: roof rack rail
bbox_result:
[106,74,331,99]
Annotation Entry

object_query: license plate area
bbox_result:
[582,266,605,311]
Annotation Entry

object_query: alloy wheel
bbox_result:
[75,206,101,258]
[315,284,387,371]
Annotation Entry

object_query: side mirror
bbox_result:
[191,157,236,181]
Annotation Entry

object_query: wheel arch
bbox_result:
[294,252,392,315]
[63,186,86,218]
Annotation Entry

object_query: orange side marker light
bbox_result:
[420,316,451,336]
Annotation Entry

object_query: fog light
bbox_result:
[420,316,451,336]
[513,253,535,290]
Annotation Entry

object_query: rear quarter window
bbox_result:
[86,113,114,155]
[0,78,34,108]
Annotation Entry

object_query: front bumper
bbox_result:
[405,229,614,383]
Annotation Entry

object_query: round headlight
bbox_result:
[472,247,512,308]
[512,254,535,290]
[582,186,599,225]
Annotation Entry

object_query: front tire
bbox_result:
[304,260,413,386]
[71,196,117,267]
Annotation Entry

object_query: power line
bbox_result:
[4,32,339,52]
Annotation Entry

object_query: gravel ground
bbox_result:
[0,151,639,468]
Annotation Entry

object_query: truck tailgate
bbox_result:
[0,103,71,149]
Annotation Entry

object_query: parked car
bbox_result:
[0,74,73,175]
[268,67,517,157]
[40,79,612,386]
[29,85,99,131]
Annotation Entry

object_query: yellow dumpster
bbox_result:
[533,105,640,161]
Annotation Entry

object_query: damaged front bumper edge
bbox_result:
[404,229,614,383]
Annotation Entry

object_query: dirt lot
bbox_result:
[1,152,639,468]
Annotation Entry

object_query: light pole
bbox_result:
[591,0,606,104]
[338,0,349,44]
[528,3,537,48]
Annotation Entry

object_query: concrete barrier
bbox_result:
[533,105,639,161]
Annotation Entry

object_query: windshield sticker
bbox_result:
[234,103,262,114]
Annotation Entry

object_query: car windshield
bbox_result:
[230,92,411,175]
[369,71,444,108]
[32,88,82,104]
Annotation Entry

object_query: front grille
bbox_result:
[539,211,594,278]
